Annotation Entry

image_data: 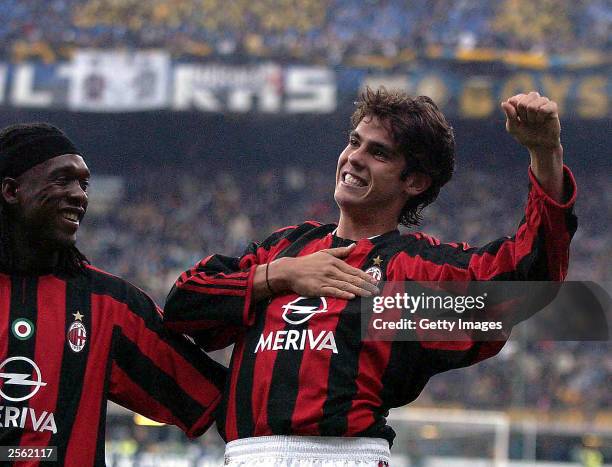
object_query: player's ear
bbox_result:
[1,177,20,205]
[403,172,431,197]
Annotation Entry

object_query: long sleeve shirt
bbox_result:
[165,166,577,445]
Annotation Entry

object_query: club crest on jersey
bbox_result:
[282,296,328,325]
[11,318,34,340]
[365,266,382,281]
[67,312,87,353]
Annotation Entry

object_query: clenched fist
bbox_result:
[501,92,561,151]
[501,91,565,203]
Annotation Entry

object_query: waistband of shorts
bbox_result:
[225,435,390,460]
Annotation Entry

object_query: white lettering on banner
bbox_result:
[173,66,221,111]
[0,406,57,433]
[254,330,338,353]
[285,67,336,113]
[227,86,281,113]
[66,50,170,111]
[11,65,53,107]
[172,64,336,113]
[172,63,282,112]
[1,56,610,117]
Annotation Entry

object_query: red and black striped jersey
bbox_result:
[165,166,577,445]
[0,264,227,466]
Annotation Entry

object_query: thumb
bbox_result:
[324,243,356,258]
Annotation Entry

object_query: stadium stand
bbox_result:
[1,0,610,62]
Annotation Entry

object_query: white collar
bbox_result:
[331,227,382,241]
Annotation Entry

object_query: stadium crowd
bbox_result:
[78,161,611,414]
[1,0,610,62]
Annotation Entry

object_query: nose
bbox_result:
[67,181,88,207]
[347,146,366,168]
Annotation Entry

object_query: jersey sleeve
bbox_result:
[389,165,577,282]
[388,166,577,374]
[107,282,227,438]
[163,222,320,350]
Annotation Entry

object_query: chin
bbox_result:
[335,189,364,206]
[62,236,78,248]
[47,234,78,250]
[333,191,349,208]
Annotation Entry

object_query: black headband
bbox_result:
[0,133,81,179]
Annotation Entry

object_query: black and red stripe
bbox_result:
[0,276,38,448]
[165,167,577,446]
[0,267,227,466]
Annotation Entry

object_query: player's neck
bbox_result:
[7,226,59,274]
[336,211,398,241]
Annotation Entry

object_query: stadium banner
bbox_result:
[0,51,609,118]
[67,50,170,111]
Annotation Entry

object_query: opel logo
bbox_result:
[281,296,328,325]
[0,356,47,402]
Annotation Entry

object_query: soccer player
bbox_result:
[165,89,577,465]
[0,123,227,466]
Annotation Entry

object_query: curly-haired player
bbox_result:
[165,88,576,466]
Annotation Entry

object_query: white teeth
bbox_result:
[344,173,366,187]
[64,213,79,222]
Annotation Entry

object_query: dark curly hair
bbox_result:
[0,122,89,275]
[351,87,455,226]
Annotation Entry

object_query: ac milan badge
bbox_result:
[67,320,87,352]
[365,266,382,281]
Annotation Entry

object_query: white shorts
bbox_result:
[223,435,390,466]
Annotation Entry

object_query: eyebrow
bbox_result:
[350,130,394,154]
[49,166,91,178]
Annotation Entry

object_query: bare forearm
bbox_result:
[529,145,565,203]
[252,258,292,302]
[501,92,566,203]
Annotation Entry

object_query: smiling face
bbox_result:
[10,154,90,248]
[334,115,411,223]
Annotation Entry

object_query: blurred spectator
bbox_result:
[0,0,609,62]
